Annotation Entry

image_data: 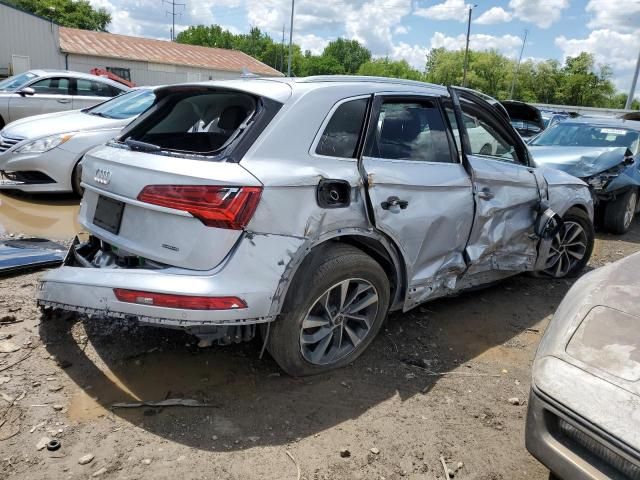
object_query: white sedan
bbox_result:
[0,88,155,194]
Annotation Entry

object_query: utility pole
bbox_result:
[280,24,285,73]
[626,49,640,109]
[287,0,295,77]
[163,0,185,41]
[509,29,528,99]
[462,4,477,87]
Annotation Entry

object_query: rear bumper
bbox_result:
[526,388,640,480]
[37,233,304,328]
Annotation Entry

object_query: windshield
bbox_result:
[530,123,640,151]
[87,89,156,120]
[0,72,38,92]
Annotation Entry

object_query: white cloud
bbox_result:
[586,0,640,33]
[414,0,471,22]
[430,32,523,57]
[394,25,409,35]
[296,33,330,55]
[475,7,513,25]
[391,42,428,68]
[508,0,569,28]
[556,29,640,90]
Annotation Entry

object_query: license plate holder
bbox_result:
[93,195,125,234]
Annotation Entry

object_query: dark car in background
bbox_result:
[529,118,640,233]
[502,100,545,139]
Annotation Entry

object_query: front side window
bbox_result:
[460,98,520,163]
[30,77,70,95]
[316,98,368,158]
[124,91,257,155]
[88,89,155,120]
[366,99,453,163]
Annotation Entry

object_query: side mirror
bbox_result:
[19,87,35,96]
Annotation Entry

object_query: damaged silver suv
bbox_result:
[37,76,595,376]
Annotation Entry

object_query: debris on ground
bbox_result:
[0,340,20,353]
[370,447,380,455]
[79,453,95,465]
[36,437,51,451]
[339,448,351,458]
[507,397,522,406]
[111,398,215,409]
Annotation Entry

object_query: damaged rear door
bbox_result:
[360,94,475,308]
[448,87,541,274]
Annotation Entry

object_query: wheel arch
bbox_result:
[268,229,407,318]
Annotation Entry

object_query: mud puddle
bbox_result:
[0,191,81,240]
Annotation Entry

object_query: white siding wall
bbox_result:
[0,4,65,75]
[66,54,243,86]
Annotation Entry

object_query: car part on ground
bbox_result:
[526,251,640,480]
[529,117,640,234]
[0,238,66,274]
[36,76,595,375]
[501,101,545,139]
[0,69,128,127]
[0,88,156,194]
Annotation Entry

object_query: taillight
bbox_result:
[114,289,247,310]
[137,185,262,230]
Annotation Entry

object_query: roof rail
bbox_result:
[296,75,441,89]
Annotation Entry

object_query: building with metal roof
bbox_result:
[0,1,282,85]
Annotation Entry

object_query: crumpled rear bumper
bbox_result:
[37,233,304,328]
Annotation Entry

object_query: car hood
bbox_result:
[2,110,130,139]
[533,252,640,449]
[529,145,629,178]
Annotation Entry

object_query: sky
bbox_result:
[89,0,640,93]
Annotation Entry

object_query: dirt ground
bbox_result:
[1,201,639,479]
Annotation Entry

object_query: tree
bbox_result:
[7,0,111,31]
[357,58,423,80]
[322,38,371,74]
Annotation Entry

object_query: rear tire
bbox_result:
[266,243,390,376]
[603,189,637,234]
[71,160,84,197]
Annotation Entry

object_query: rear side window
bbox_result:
[316,98,368,158]
[124,91,256,155]
[74,79,119,97]
[366,100,453,163]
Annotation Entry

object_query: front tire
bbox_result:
[542,208,594,278]
[71,160,84,197]
[266,243,390,376]
[603,189,637,234]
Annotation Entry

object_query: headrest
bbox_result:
[218,105,247,130]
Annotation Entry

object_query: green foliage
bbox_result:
[322,38,371,74]
[357,58,423,80]
[6,0,111,31]
[177,23,632,109]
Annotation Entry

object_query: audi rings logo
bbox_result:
[94,168,112,185]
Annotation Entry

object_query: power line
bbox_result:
[163,0,185,41]
[509,29,529,99]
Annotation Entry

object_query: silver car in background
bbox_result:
[526,252,640,479]
[38,76,594,376]
[0,88,156,194]
[0,70,129,128]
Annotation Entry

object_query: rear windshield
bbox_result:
[123,91,257,155]
[531,123,640,150]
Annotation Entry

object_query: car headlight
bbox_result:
[16,133,74,154]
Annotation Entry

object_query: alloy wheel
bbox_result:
[624,191,637,230]
[300,278,379,365]
[543,221,588,277]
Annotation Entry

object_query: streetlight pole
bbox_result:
[625,49,640,110]
[287,0,295,77]
[509,29,528,99]
[462,4,476,87]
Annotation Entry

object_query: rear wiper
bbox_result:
[124,138,161,152]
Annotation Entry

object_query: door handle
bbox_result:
[57,99,71,104]
[381,196,409,211]
[477,188,494,200]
